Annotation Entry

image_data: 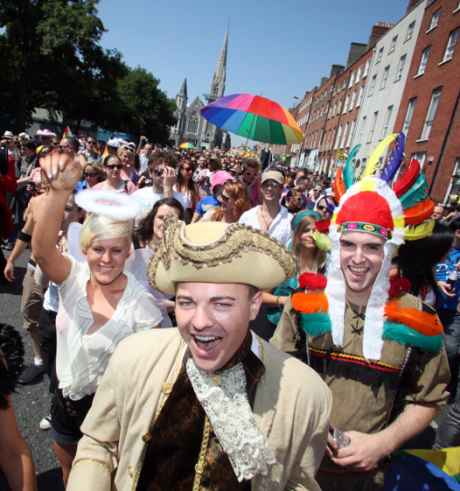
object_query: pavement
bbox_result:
[0,251,64,491]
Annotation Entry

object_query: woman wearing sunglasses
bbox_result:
[93,155,137,194]
[201,180,251,223]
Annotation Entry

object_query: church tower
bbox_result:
[201,31,228,148]
[174,78,188,146]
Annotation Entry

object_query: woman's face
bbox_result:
[105,159,122,181]
[85,236,131,285]
[153,204,181,241]
[220,189,236,213]
[298,218,317,250]
[180,164,193,180]
[286,194,303,212]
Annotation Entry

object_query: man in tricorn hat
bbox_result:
[67,220,332,490]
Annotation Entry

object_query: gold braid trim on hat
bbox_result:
[148,219,296,288]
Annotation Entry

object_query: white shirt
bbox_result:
[239,205,292,247]
[56,257,162,400]
[127,247,173,327]
[132,187,187,219]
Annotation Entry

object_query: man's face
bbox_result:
[432,205,444,221]
[339,231,385,302]
[261,180,282,204]
[175,282,262,373]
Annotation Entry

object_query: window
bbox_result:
[368,74,377,96]
[402,97,417,134]
[363,60,370,78]
[428,10,441,31]
[343,95,349,114]
[351,90,357,109]
[376,47,384,63]
[411,152,427,168]
[444,158,460,203]
[442,28,460,62]
[381,105,394,138]
[347,120,356,147]
[340,123,349,148]
[406,21,416,41]
[389,35,398,53]
[358,116,367,143]
[349,72,355,88]
[335,125,343,149]
[395,55,407,82]
[356,66,362,82]
[356,86,364,107]
[367,111,378,143]
[380,66,390,89]
[420,88,442,140]
[416,47,431,76]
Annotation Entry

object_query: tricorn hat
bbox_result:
[149,220,296,295]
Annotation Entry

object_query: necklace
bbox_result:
[192,416,211,491]
[258,206,275,232]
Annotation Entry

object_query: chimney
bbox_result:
[368,22,393,48]
[330,64,344,77]
[346,43,368,66]
[406,0,421,13]
[320,76,328,86]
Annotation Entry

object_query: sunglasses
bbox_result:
[105,164,122,170]
[181,167,193,172]
[85,172,97,178]
[317,205,327,211]
[221,194,230,202]
[153,169,164,177]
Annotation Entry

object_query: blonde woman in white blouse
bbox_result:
[33,150,162,485]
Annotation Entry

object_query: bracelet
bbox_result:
[276,296,280,306]
[18,231,32,243]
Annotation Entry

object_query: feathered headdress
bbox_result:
[327,133,435,360]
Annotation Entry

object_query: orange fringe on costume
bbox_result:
[385,301,443,336]
[404,199,435,226]
[291,291,329,314]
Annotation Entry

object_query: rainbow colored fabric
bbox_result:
[385,449,460,490]
[200,93,303,145]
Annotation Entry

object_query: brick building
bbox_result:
[393,0,460,203]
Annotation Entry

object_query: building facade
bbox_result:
[351,1,427,170]
[393,0,460,203]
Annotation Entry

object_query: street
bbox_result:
[0,252,63,491]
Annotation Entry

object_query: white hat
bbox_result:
[107,137,121,148]
[2,131,14,139]
[18,132,30,140]
[36,128,56,138]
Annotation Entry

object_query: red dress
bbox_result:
[0,152,17,239]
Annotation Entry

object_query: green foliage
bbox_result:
[0,0,175,142]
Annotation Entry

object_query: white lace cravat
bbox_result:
[186,357,276,482]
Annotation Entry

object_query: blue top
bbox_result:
[435,247,460,312]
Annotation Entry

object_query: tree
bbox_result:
[117,67,176,144]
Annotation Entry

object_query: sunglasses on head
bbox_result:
[105,164,122,170]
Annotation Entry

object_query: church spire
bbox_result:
[210,30,228,100]
[179,77,188,99]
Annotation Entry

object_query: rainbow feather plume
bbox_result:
[343,144,360,189]
[400,173,429,209]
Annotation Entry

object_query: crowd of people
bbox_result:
[0,126,459,490]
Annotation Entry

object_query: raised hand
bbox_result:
[163,166,176,190]
[40,150,85,192]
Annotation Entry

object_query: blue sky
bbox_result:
[98,0,408,109]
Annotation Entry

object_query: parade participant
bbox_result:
[33,150,163,485]
[239,169,292,247]
[272,137,451,490]
[201,180,251,223]
[174,160,199,222]
[118,144,139,184]
[282,187,308,214]
[192,170,233,222]
[132,150,186,218]
[131,197,185,326]
[0,323,37,491]
[240,158,261,206]
[67,220,332,491]
[0,145,16,279]
[94,155,137,194]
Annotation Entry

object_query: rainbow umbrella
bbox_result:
[200,93,303,145]
[179,142,195,149]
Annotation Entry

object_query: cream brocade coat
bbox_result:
[66,329,332,491]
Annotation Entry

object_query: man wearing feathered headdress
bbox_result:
[272,134,451,490]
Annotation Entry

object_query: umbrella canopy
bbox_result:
[200,93,303,145]
[179,142,194,149]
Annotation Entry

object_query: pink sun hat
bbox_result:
[210,170,233,192]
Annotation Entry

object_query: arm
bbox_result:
[162,166,175,198]
[4,213,34,281]
[331,404,437,472]
[0,399,37,491]
[32,151,83,284]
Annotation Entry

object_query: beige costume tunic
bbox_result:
[271,294,450,490]
[67,328,332,491]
